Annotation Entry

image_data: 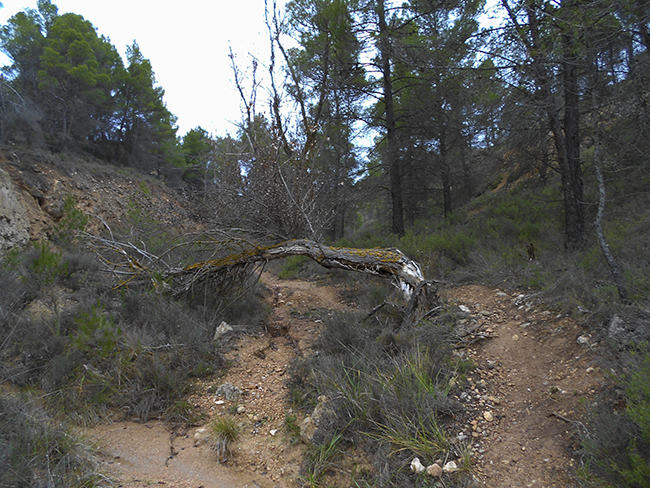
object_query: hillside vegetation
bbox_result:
[1,0,650,486]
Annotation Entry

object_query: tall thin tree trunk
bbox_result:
[377,0,404,237]
[587,26,629,302]
[594,158,629,301]
[561,29,584,249]
[502,0,585,250]
[439,128,452,218]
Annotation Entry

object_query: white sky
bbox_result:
[0,0,282,138]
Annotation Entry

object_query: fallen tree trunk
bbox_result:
[89,233,439,324]
[166,239,429,301]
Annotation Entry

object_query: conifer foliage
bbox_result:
[0,0,179,169]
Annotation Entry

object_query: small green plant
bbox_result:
[278,255,310,279]
[2,247,22,271]
[55,194,90,243]
[30,240,69,283]
[302,430,343,487]
[284,413,301,443]
[139,180,152,198]
[208,415,240,462]
[451,355,478,375]
[71,305,120,358]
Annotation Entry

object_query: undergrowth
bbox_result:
[341,170,650,487]
[577,344,650,488]
[0,201,269,426]
[288,300,469,486]
[0,392,106,488]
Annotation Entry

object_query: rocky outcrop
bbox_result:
[0,147,195,255]
[300,395,335,445]
[0,167,30,252]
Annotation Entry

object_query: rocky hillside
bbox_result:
[0,146,194,252]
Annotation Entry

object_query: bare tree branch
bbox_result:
[86,232,439,323]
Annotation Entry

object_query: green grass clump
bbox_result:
[302,430,344,487]
[287,295,462,487]
[284,413,302,443]
[208,415,240,462]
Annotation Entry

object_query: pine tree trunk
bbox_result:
[377,0,404,237]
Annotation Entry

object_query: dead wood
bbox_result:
[88,233,440,325]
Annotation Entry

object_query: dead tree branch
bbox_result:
[87,233,440,324]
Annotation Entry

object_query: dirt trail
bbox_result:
[88,277,605,487]
[443,285,606,488]
[88,273,349,487]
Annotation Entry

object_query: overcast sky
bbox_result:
[0,0,282,138]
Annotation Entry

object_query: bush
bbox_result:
[288,291,465,487]
[0,392,105,488]
[1,241,255,424]
[54,194,90,244]
[579,344,650,488]
[29,240,69,285]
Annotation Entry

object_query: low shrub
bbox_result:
[288,286,465,487]
[0,392,105,488]
[1,240,268,424]
[54,194,90,244]
[278,255,311,279]
[578,344,650,488]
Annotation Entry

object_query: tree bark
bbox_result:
[376,0,405,237]
[502,0,585,250]
[594,160,629,302]
[89,230,440,325]
[166,238,427,300]
[586,29,629,302]
[560,27,584,249]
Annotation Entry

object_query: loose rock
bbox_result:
[216,383,242,401]
[193,427,209,447]
[426,463,442,477]
[213,321,233,341]
[443,460,459,473]
[411,457,425,473]
[300,395,335,445]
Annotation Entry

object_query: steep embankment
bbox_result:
[0,147,192,251]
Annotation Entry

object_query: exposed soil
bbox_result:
[443,285,608,488]
[87,277,607,488]
[88,272,351,487]
[2,148,608,487]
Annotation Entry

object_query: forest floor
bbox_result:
[86,273,607,488]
